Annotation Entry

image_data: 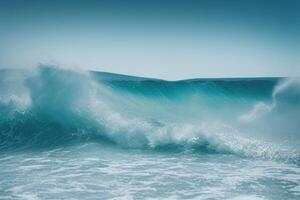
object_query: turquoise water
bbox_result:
[0,66,300,199]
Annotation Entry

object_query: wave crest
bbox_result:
[0,66,299,162]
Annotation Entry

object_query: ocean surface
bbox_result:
[0,66,300,200]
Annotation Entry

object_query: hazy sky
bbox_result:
[0,0,299,79]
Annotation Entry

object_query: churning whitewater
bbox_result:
[0,66,300,199]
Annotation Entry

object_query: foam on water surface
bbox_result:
[0,66,300,199]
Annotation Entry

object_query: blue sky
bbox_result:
[0,0,299,79]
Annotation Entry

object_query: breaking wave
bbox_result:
[0,66,299,162]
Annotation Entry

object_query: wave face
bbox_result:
[0,66,299,161]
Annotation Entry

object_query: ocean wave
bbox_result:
[0,66,299,162]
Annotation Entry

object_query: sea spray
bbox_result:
[0,66,299,161]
